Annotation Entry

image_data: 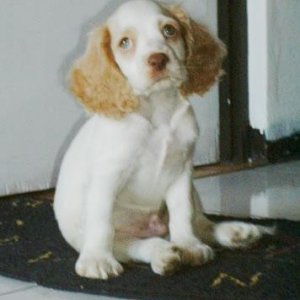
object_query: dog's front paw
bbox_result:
[151,243,182,276]
[176,238,214,266]
[75,253,124,280]
[215,222,263,249]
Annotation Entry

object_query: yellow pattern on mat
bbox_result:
[211,272,263,288]
[16,219,24,226]
[0,235,19,246]
[28,251,53,264]
[25,200,44,208]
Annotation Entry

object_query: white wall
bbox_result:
[248,0,300,141]
[0,0,219,196]
[0,0,114,196]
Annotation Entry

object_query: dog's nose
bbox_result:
[148,53,169,71]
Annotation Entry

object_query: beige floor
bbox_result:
[0,161,299,299]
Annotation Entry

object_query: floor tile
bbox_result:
[0,285,125,300]
[195,161,300,220]
[0,276,35,296]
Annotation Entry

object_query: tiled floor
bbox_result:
[0,277,119,300]
[195,160,300,221]
[0,161,299,299]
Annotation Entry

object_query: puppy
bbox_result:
[54,0,272,280]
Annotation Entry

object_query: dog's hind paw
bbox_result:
[214,221,274,249]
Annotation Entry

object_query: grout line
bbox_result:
[0,284,37,297]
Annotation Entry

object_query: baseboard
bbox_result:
[193,160,267,178]
[194,131,300,179]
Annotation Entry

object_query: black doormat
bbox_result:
[0,192,299,300]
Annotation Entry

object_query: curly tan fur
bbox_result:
[164,5,227,96]
[70,5,226,118]
[70,26,139,119]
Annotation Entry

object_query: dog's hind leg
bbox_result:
[114,237,182,276]
[192,186,275,249]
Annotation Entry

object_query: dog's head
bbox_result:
[70,0,226,118]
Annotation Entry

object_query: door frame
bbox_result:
[218,0,250,164]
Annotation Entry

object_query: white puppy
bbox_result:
[54,0,271,280]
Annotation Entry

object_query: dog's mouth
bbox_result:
[151,62,186,80]
[139,76,182,97]
[152,74,170,84]
[151,68,186,88]
[134,63,186,96]
[155,75,183,88]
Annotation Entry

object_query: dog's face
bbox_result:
[108,0,187,95]
[70,0,226,118]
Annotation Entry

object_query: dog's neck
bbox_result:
[137,87,186,127]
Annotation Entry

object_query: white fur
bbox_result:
[54,0,271,280]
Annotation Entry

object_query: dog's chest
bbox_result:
[123,103,198,207]
[142,124,187,173]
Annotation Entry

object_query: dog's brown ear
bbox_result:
[165,6,227,96]
[70,26,139,118]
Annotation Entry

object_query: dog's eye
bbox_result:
[119,37,132,50]
[162,24,177,38]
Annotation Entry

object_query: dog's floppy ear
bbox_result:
[70,26,139,118]
[165,6,227,96]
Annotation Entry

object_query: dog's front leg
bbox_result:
[75,172,123,280]
[166,163,214,266]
